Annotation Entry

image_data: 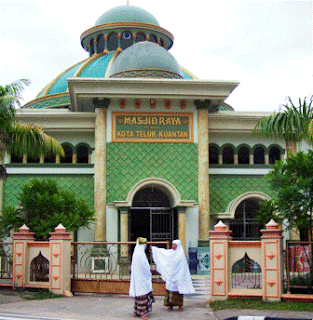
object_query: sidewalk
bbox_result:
[0,291,312,320]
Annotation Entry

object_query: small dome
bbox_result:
[95,5,160,27]
[109,42,183,79]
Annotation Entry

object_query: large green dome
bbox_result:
[94,5,160,26]
[109,42,183,79]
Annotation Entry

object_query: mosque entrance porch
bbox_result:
[130,207,176,244]
[129,186,178,244]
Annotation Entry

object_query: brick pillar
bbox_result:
[261,219,283,301]
[13,225,35,288]
[49,224,72,295]
[209,220,232,301]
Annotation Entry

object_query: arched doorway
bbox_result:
[229,197,265,240]
[130,187,177,242]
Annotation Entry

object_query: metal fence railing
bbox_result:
[0,242,13,285]
[71,241,170,281]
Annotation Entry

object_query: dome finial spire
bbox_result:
[126,0,130,5]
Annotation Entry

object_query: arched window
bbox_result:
[148,35,157,43]
[107,33,118,51]
[10,153,23,163]
[254,146,265,164]
[96,35,105,54]
[30,252,49,282]
[269,146,281,164]
[121,31,133,50]
[76,144,89,164]
[89,39,95,56]
[159,38,164,47]
[135,33,146,43]
[60,144,73,164]
[229,198,265,240]
[222,146,234,164]
[238,146,250,165]
[26,155,40,163]
[209,145,219,164]
[44,154,55,163]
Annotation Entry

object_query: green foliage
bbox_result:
[0,80,64,178]
[0,178,94,239]
[257,150,313,240]
[253,95,313,143]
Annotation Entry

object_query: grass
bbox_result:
[10,288,63,300]
[209,298,313,312]
[23,290,63,300]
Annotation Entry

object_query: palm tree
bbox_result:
[0,79,64,176]
[253,96,313,158]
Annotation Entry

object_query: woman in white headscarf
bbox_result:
[129,237,154,319]
[151,239,195,311]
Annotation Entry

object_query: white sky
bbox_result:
[0,0,312,112]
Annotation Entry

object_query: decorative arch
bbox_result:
[237,144,251,165]
[221,143,235,164]
[135,32,146,43]
[227,191,271,219]
[60,142,74,163]
[228,191,270,240]
[253,144,266,164]
[268,144,285,164]
[209,143,220,164]
[75,142,91,164]
[126,178,181,208]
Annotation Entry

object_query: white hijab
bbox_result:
[129,241,153,297]
[151,240,195,294]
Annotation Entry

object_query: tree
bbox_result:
[257,150,313,241]
[0,80,64,177]
[253,96,313,158]
[0,178,94,240]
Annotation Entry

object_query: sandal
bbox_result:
[140,316,148,320]
[178,307,183,311]
[167,307,173,311]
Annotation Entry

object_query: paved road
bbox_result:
[0,292,312,320]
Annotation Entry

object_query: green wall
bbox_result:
[209,174,275,214]
[106,142,198,203]
[3,174,94,209]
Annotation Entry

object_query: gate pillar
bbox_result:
[261,219,283,301]
[209,220,232,301]
[13,225,35,288]
[49,224,72,295]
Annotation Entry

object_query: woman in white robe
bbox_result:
[151,239,195,311]
[129,237,154,319]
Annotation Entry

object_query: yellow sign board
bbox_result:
[112,112,193,143]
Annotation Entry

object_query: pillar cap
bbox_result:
[214,220,228,231]
[55,223,66,232]
[13,224,36,240]
[266,219,279,230]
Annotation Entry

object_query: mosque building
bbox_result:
[3,4,288,254]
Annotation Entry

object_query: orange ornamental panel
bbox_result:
[50,266,61,290]
[263,240,280,298]
[112,112,194,143]
[211,242,227,296]
[51,243,61,266]
[14,242,25,286]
